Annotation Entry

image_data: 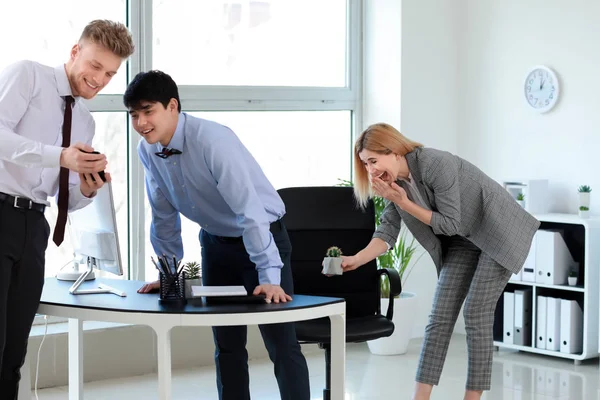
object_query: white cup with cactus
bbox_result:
[183,261,202,299]
[578,185,591,208]
[579,206,589,219]
[516,193,525,208]
[322,246,344,275]
[568,269,578,286]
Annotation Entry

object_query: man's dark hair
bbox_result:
[123,70,181,112]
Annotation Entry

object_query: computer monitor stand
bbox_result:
[69,256,126,297]
[56,258,96,281]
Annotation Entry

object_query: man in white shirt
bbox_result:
[0,20,134,398]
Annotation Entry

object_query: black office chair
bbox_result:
[278,186,401,400]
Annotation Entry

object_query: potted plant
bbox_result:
[322,246,344,275]
[568,269,578,286]
[579,206,589,219]
[183,261,202,299]
[578,185,591,208]
[516,193,525,208]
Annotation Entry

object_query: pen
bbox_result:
[151,256,165,275]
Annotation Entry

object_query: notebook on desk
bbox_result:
[191,285,247,297]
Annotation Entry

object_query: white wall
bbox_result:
[459,0,600,213]
[363,0,464,338]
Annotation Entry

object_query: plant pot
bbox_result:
[322,257,343,275]
[184,278,202,299]
[579,210,589,219]
[568,276,577,286]
[579,192,590,208]
[516,200,525,208]
[367,292,417,355]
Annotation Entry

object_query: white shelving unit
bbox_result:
[494,213,600,364]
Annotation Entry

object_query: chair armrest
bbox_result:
[377,268,402,320]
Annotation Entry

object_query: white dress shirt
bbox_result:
[0,60,94,209]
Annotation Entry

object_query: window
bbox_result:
[0,0,128,94]
[153,0,348,87]
[143,110,352,280]
[4,1,361,282]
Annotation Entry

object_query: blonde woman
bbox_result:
[341,123,539,400]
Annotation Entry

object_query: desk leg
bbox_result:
[154,327,172,400]
[68,318,84,400]
[17,352,31,400]
[329,313,346,400]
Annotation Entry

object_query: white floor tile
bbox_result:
[34,334,600,399]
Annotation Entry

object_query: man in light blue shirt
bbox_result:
[129,70,310,400]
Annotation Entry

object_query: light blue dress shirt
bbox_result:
[138,113,286,285]
[0,60,94,209]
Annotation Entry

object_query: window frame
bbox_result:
[80,0,362,281]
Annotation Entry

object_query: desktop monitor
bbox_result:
[58,182,126,297]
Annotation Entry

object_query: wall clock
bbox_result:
[524,65,559,113]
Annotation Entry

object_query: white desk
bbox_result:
[29,278,346,400]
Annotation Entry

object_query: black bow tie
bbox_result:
[155,147,182,159]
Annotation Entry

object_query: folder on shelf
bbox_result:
[503,292,515,345]
[545,297,561,351]
[560,299,583,354]
[536,296,547,350]
[511,267,522,282]
[514,289,532,346]
[521,232,538,282]
[535,230,575,285]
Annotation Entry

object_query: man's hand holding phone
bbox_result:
[60,143,110,198]
[60,142,106,174]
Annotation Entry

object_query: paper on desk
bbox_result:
[191,285,247,297]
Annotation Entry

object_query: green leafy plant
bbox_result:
[569,269,578,278]
[580,206,589,211]
[578,185,592,193]
[516,193,525,201]
[183,261,201,279]
[336,178,424,298]
[326,246,342,258]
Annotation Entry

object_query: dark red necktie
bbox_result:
[53,95,75,247]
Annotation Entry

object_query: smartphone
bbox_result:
[80,150,107,182]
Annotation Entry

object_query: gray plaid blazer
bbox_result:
[373,147,540,275]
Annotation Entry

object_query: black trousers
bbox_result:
[200,221,310,400]
[0,201,49,399]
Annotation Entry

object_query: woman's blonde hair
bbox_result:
[80,20,135,59]
[353,123,423,208]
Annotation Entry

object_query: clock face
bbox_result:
[524,66,559,113]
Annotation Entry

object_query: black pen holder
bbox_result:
[159,272,186,306]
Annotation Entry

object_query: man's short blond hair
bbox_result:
[80,20,135,59]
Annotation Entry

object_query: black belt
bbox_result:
[0,192,46,213]
[216,219,282,243]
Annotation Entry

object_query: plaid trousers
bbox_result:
[416,236,511,391]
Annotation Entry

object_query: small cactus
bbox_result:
[578,185,592,193]
[569,269,578,278]
[326,246,342,258]
[579,206,589,211]
[516,193,525,201]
